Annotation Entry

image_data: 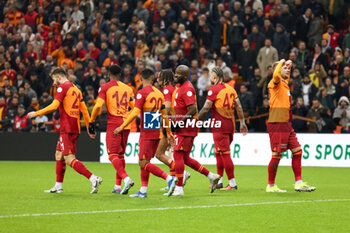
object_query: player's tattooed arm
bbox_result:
[198,100,213,120]
[181,104,197,122]
[234,98,248,136]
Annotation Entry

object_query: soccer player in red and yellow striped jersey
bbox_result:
[27,67,102,194]
[115,69,178,198]
[198,67,247,191]
[89,65,135,195]
[266,60,316,192]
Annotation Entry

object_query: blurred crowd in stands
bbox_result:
[0,0,350,133]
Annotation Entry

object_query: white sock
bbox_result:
[124,177,131,183]
[55,182,63,188]
[229,178,236,187]
[114,185,121,189]
[140,186,147,193]
[166,175,172,182]
[175,185,183,191]
[207,172,215,180]
[267,184,274,188]
[218,177,223,184]
[296,180,303,184]
[89,174,97,182]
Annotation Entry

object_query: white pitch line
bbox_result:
[0,199,349,219]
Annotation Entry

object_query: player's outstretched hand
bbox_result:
[27,111,36,119]
[240,123,248,136]
[114,127,122,136]
[88,122,96,135]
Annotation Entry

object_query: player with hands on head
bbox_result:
[266,59,316,192]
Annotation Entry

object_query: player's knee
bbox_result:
[272,152,282,158]
[292,148,302,157]
[64,155,75,166]
[139,159,149,169]
[55,151,63,161]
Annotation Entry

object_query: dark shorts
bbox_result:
[56,133,79,156]
[138,138,160,160]
[267,122,300,153]
[213,133,233,152]
[173,135,194,152]
[106,124,130,156]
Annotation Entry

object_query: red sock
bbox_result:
[169,160,176,176]
[215,152,224,177]
[174,150,184,186]
[116,172,122,186]
[184,151,209,176]
[268,157,281,185]
[292,150,302,182]
[109,155,128,179]
[70,159,92,179]
[144,163,168,180]
[141,169,150,187]
[56,160,66,182]
[222,152,235,180]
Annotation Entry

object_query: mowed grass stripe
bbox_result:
[1,199,349,219]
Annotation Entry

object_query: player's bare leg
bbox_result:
[291,147,316,192]
[266,152,286,192]
[44,150,65,193]
[64,154,103,194]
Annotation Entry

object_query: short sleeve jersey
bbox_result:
[135,85,165,139]
[267,62,292,123]
[162,84,175,102]
[98,80,134,128]
[54,81,83,134]
[207,83,237,133]
[172,81,198,137]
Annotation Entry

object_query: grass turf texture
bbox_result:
[0,162,349,233]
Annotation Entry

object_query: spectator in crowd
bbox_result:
[301,75,318,107]
[342,25,350,51]
[239,84,255,116]
[316,108,336,133]
[247,24,265,52]
[307,12,323,48]
[322,24,339,50]
[333,96,350,133]
[292,96,309,132]
[257,38,278,79]
[238,39,256,82]
[307,98,324,132]
[13,104,32,132]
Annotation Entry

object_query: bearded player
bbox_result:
[266,59,316,192]
[27,67,102,194]
[156,70,191,190]
[171,65,221,196]
[198,67,248,190]
[115,69,178,198]
[89,65,135,195]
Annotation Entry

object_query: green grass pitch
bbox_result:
[0,161,349,233]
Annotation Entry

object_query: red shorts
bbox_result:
[106,124,130,156]
[56,133,79,156]
[173,135,194,152]
[267,122,300,153]
[213,133,233,152]
[138,138,160,160]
